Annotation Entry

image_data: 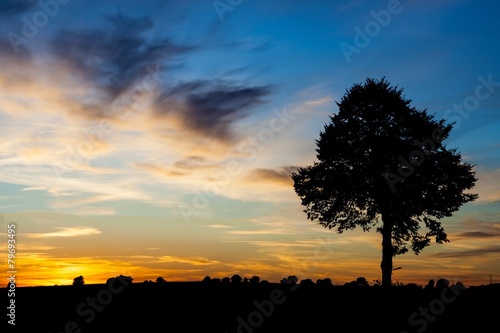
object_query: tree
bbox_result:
[156,276,167,283]
[249,275,261,284]
[356,277,369,287]
[230,274,243,283]
[316,277,333,286]
[107,275,133,286]
[299,278,315,287]
[292,77,478,288]
[280,275,298,285]
[73,275,85,286]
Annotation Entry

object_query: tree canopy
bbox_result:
[292,77,478,287]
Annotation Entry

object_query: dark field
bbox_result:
[4,282,499,332]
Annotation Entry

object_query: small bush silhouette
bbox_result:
[72,275,84,286]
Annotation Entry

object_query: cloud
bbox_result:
[249,166,299,186]
[474,168,500,203]
[453,219,500,238]
[433,246,500,258]
[154,81,272,141]
[50,12,193,111]
[25,226,101,238]
[135,162,187,177]
[206,224,233,229]
[305,95,335,106]
[21,186,47,191]
[173,156,219,170]
[455,231,500,239]
[73,207,117,216]
[158,255,220,266]
[225,230,296,235]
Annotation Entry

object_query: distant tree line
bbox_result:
[71,274,465,290]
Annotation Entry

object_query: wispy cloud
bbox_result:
[73,207,117,216]
[206,224,233,229]
[25,226,101,238]
[50,12,193,105]
[154,81,272,141]
[158,256,220,266]
[21,186,47,191]
[455,231,500,239]
[249,166,299,186]
[225,230,296,235]
[433,246,500,258]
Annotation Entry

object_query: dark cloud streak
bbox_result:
[251,166,300,185]
[433,246,500,258]
[50,12,194,108]
[456,231,500,239]
[47,11,273,142]
[155,81,272,141]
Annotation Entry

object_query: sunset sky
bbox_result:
[0,0,499,287]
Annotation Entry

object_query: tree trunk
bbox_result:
[381,214,393,288]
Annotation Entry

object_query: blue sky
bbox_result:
[0,0,499,286]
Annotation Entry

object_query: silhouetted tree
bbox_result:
[249,275,261,284]
[230,274,243,284]
[107,275,133,285]
[356,277,369,287]
[300,278,315,287]
[292,77,478,288]
[436,278,450,289]
[221,277,230,285]
[156,277,167,283]
[280,276,298,285]
[119,275,134,284]
[287,275,298,285]
[425,279,435,290]
[202,276,212,284]
[345,276,369,287]
[405,283,421,290]
[316,278,333,286]
[72,275,84,286]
